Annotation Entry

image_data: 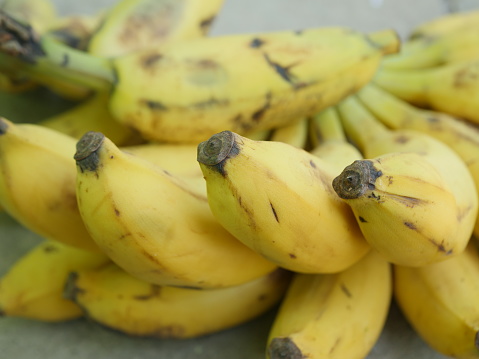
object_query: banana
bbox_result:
[408,9,479,39]
[64,262,291,339]
[394,241,479,358]
[373,59,479,125]
[0,239,109,322]
[87,0,225,57]
[266,249,391,359]
[269,117,308,149]
[356,83,479,237]
[197,131,370,273]
[333,95,477,266]
[381,23,479,70]
[74,131,278,288]
[309,106,364,170]
[39,91,145,146]
[0,117,101,252]
[0,13,400,143]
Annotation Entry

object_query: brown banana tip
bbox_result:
[0,117,8,135]
[332,160,382,200]
[74,131,105,172]
[197,130,235,166]
[63,271,81,302]
[0,10,44,63]
[268,337,303,359]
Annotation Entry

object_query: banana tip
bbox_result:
[332,160,382,200]
[74,131,105,171]
[268,337,303,359]
[197,130,236,166]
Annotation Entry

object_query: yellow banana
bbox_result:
[0,239,109,322]
[333,96,477,266]
[0,117,100,252]
[87,0,225,57]
[267,250,391,359]
[356,82,479,237]
[269,117,309,149]
[382,23,479,70]
[74,131,277,288]
[0,13,400,143]
[64,262,291,339]
[309,106,364,170]
[373,59,479,125]
[394,241,479,358]
[197,131,370,273]
[408,9,479,39]
[39,91,145,146]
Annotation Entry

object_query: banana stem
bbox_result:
[336,95,389,152]
[356,83,418,129]
[310,107,347,143]
[373,67,430,105]
[0,10,114,91]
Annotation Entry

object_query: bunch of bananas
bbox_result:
[1,0,479,358]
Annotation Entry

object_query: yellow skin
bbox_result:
[39,91,143,146]
[0,118,100,252]
[357,83,479,238]
[74,132,277,288]
[65,263,291,339]
[109,27,399,143]
[373,59,479,126]
[394,242,479,358]
[269,117,309,149]
[267,250,392,359]
[0,239,109,322]
[197,131,370,274]
[382,23,479,70]
[335,96,478,266]
[87,0,225,57]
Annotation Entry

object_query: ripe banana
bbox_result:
[356,82,479,238]
[394,241,479,358]
[309,106,364,170]
[74,131,277,288]
[333,96,477,266]
[64,262,291,339]
[0,117,100,252]
[197,131,370,273]
[266,249,391,359]
[0,13,400,143]
[269,117,309,149]
[373,59,479,125]
[0,239,109,322]
[39,91,144,146]
[87,0,225,57]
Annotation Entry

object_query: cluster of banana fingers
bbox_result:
[1,0,479,358]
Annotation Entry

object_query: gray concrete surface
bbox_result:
[1,0,479,358]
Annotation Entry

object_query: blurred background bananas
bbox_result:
[1,1,479,359]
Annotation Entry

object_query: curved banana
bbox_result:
[64,263,291,339]
[382,23,479,70]
[394,241,479,358]
[408,9,479,39]
[269,117,308,149]
[356,82,479,237]
[373,59,479,125]
[267,250,391,359]
[197,131,370,273]
[309,106,363,170]
[0,117,100,252]
[39,91,144,146]
[0,239,109,322]
[87,0,225,57]
[0,14,400,143]
[333,96,477,266]
[74,131,277,288]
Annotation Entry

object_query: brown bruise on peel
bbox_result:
[42,243,59,253]
[199,16,216,34]
[263,53,298,85]
[270,201,279,223]
[249,37,265,48]
[454,63,479,88]
[63,272,85,302]
[340,283,352,298]
[268,337,305,359]
[252,92,272,123]
[140,98,168,111]
[140,52,162,69]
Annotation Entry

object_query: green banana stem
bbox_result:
[0,10,115,91]
[336,94,389,151]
